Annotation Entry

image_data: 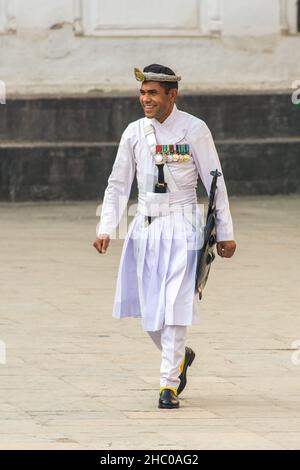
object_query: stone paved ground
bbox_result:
[0,196,299,450]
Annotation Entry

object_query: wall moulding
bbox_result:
[73,0,206,37]
[207,0,222,35]
[280,0,299,34]
[0,0,17,34]
[73,0,83,35]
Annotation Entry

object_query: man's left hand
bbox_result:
[217,240,236,258]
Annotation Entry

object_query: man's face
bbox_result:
[139,81,177,123]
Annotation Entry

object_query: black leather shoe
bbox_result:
[177,346,195,396]
[158,388,180,409]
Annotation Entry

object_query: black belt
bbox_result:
[148,164,167,225]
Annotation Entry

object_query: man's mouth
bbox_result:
[144,106,155,112]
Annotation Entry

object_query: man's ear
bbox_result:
[170,88,178,101]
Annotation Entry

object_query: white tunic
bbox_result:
[97,104,234,331]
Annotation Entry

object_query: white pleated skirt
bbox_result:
[112,206,204,331]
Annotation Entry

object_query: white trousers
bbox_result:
[147,325,187,390]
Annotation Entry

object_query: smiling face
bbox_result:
[139,81,178,123]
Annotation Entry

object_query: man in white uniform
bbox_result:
[93,64,236,409]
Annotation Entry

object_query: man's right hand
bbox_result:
[93,235,110,254]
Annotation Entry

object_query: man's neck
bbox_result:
[157,103,175,123]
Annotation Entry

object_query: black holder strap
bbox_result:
[148,164,167,225]
[155,164,167,194]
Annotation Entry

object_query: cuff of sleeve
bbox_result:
[216,231,234,242]
[96,223,114,237]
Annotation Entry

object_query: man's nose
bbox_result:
[142,93,151,103]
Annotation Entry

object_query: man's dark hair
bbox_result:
[143,64,178,94]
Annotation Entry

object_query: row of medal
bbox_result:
[154,144,191,164]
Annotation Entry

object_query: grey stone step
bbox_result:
[0,94,299,142]
[1,93,299,200]
[1,140,299,201]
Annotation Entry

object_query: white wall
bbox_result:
[0,0,299,96]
